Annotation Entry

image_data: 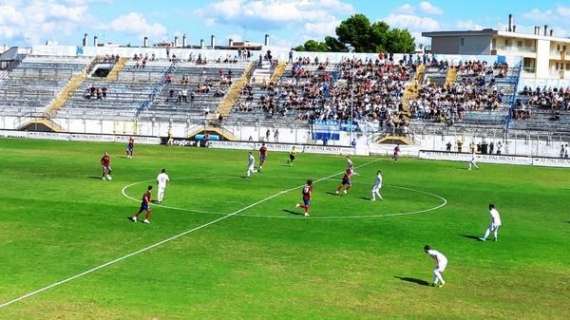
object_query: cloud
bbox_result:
[419,1,443,15]
[522,8,555,21]
[383,12,440,45]
[558,6,570,17]
[384,14,440,32]
[520,5,570,37]
[394,4,415,15]
[196,0,353,40]
[109,12,167,38]
[456,20,484,30]
[0,0,91,44]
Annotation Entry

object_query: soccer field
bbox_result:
[0,138,568,320]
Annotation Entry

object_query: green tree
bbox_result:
[302,40,329,52]
[386,28,415,53]
[292,13,416,53]
[324,36,347,52]
[335,14,373,52]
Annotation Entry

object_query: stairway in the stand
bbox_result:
[106,57,128,81]
[444,66,457,88]
[215,62,255,117]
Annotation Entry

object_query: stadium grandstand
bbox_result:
[0,31,569,159]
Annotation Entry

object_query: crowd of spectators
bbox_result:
[410,60,509,125]
[518,86,570,111]
[236,54,420,134]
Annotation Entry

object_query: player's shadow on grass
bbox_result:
[461,234,482,241]
[87,176,103,180]
[282,209,304,216]
[394,276,430,286]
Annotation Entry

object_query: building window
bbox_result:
[523,57,535,73]
[517,41,523,47]
[566,63,570,70]
[505,39,512,46]
[460,38,465,46]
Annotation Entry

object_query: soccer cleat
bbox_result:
[439,281,446,288]
[295,203,300,208]
[304,213,309,217]
[129,216,137,222]
[335,191,340,194]
[343,190,348,194]
[143,219,150,224]
[479,237,486,241]
[371,198,376,201]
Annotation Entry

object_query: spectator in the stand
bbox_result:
[489,141,495,155]
[446,141,452,152]
[181,89,188,103]
[265,129,271,141]
[561,144,566,158]
[274,129,279,142]
[496,141,503,155]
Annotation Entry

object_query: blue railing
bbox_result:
[135,62,176,116]
[505,62,522,130]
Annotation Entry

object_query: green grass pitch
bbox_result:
[0,138,568,319]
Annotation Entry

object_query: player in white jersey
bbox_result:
[468,150,479,170]
[156,169,170,203]
[371,170,383,201]
[480,204,502,241]
[246,151,256,177]
[424,245,448,287]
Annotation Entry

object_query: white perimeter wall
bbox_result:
[1,114,566,158]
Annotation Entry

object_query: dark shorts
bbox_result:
[303,199,311,207]
[260,155,266,162]
[289,154,295,161]
[342,177,351,186]
[138,203,149,213]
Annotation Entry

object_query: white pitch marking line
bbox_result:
[0,159,380,309]
[121,181,214,215]
[123,183,447,220]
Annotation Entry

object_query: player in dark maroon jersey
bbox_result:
[129,185,153,224]
[100,152,112,181]
[126,137,135,159]
[296,179,313,217]
[335,168,353,195]
[259,143,268,171]
[393,144,400,161]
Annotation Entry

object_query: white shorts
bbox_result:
[436,262,447,272]
[372,185,381,192]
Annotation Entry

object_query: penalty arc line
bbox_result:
[0,159,381,309]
